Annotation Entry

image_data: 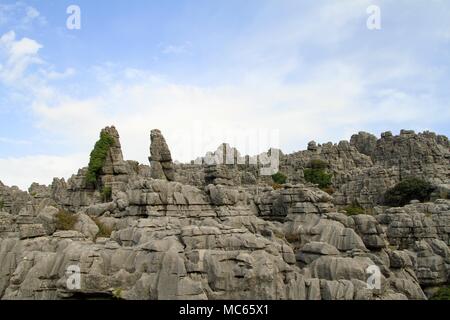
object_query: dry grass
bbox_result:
[92,217,113,238]
[322,187,335,195]
[271,183,284,190]
[56,210,78,231]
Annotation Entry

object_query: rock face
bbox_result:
[174,129,449,209]
[350,132,378,157]
[0,182,31,215]
[0,126,448,300]
[149,129,175,181]
[175,143,269,188]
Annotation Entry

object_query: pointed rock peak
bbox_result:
[101,126,121,149]
[307,141,318,151]
[149,129,174,181]
[85,126,125,185]
[150,129,172,162]
[99,125,124,163]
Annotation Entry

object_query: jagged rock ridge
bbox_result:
[0,127,448,300]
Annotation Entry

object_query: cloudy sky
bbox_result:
[0,0,449,189]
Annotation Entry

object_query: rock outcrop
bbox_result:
[149,129,175,181]
[174,129,449,209]
[0,126,448,300]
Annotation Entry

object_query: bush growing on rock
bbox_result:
[303,160,332,189]
[430,286,450,300]
[86,132,115,186]
[272,172,287,184]
[93,217,112,239]
[344,203,365,216]
[55,210,78,231]
[101,186,112,202]
[384,178,435,207]
[112,288,123,300]
[309,159,329,170]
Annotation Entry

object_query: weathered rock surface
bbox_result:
[149,129,175,181]
[173,130,449,209]
[0,127,448,300]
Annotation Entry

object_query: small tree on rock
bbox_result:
[86,132,115,186]
[384,178,435,207]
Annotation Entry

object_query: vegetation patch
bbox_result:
[272,172,287,185]
[56,210,78,231]
[93,217,113,239]
[101,186,112,202]
[112,288,123,300]
[308,159,329,170]
[384,178,435,207]
[303,160,332,189]
[86,132,115,186]
[344,203,366,216]
[430,286,450,300]
[322,187,335,195]
[271,183,284,190]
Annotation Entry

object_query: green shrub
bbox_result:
[344,203,365,216]
[272,172,287,185]
[86,132,115,186]
[101,186,112,202]
[56,210,78,231]
[93,217,112,239]
[430,286,450,300]
[303,160,332,189]
[304,168,332,189]
[309,159,328,170]
[384,178,435,207]
[112,288,123,300]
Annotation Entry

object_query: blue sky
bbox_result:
[0,0,449,189]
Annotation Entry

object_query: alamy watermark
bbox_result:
[66,5,81,30]
[64,5,380,31]
[66,265,81,290]
[366,265,381,290]
[366,5,381,30]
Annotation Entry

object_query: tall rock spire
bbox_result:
[100,126,125,175]
[149,129,175,181]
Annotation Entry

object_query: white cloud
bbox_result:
[27,54,448,182]
[161,42,192,55]
[0,153,86,190]
[26,61,372,165]
[0,137,30,145]
[0,3,46,29]
[25,6,40,20]
[0,30,43,83]
[39,67,76,80]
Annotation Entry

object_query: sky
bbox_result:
[0,0,449,190]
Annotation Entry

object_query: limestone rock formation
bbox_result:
[0,126,448,300]
[350,131,378,157]
[149,129,175,181]
[175,129,449,209]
